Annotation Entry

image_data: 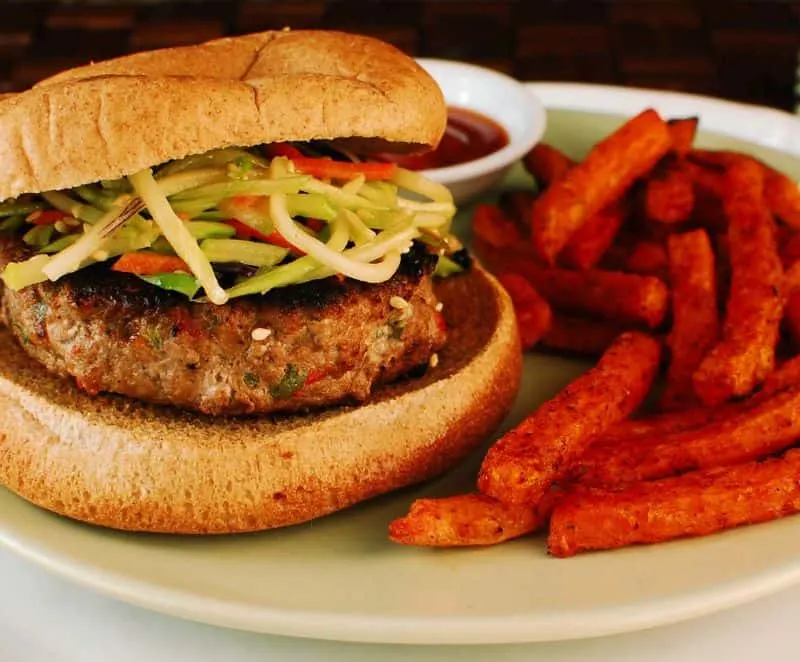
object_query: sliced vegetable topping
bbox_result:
[0,142,460,303]
[112,252,190,276]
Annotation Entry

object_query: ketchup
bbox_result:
[380,107,509,171]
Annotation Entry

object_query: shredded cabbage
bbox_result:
[0,146,459,304]
[129,168,228,305]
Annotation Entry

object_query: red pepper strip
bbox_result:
[435,311,447,334]
[264,143,305,160]
[264,144,397,180]
[224,218,302,254]
[304,218,325,233]
[290,157,398,182]
[293,368,326,398]
[112,252,190,276]
[27,210,69,226]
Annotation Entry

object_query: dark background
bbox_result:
[2,0,799,111]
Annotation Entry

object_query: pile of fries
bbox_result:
[389,108,800,557]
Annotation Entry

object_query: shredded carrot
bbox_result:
[112,252,190,276]
[264,143,304,160]
[290,157,397,182]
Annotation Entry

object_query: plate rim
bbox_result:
[2,82,800,646]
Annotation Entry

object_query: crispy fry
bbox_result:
[521,146,627,270]
[476,244,669,329]
[478,332,660,505]
[644,155,694,225]
[541,313,627,356]
[666,116,699,156]
[763,354,800,395]
[780,231,800,270]
[531,109,671,264]
[575,384,800,488]
[549,449,800,557]
[684,159,727,232]
[597,351,800,446]
[560,200,627,270]
[621,240,669,279]
[693,158,784,406]
[388,494,544,547]
[689,149,800,230]
[497,272,552,351]
[523,143,574,187]
[597,407,721,446]
[472,204,523,248]
[498,190,536,231]
[764,168,800,229]
[661,230,720,410]
[784,292,800,346]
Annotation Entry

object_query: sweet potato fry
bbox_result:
[763,354,800,395]
[597,351,800,446]
[597,407,721,446]
[764,168,800,229]
[472,204,523,248]
[478,332,661,505]
[780,232,800,270]
[521,146,627,270]
[683,159,727,232]
[666,116,699,156]
[693,158,784,406]
[523,143,574,187]
[622,240,669,279]
[784,292,800,346]
[497,272,552,351]
[689,149,800,230]
[661,230,720,410]
[644,155,694,225]
[574,384,800,488]
[549,449,800,557]
[540,313,627,356]
[498,190,536,231]
[388,494,545,547]
[559,200,627,270]
[477,246,669,329]
[531,109,672,264]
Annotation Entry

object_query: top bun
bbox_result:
[0,30,446,201]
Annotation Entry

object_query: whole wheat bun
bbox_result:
[0,30,446,201]
[0,265,521,534]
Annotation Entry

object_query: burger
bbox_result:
[0,30,521,534]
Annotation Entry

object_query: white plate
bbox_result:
[2,84,800,646]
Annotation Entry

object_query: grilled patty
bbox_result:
[0,236,447,415]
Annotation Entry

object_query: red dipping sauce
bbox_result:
[380,107,509,171]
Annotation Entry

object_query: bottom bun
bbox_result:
[0,264,521,534]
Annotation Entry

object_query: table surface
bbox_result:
[2,546,800,662]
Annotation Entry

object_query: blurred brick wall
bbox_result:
[2,0,799,110]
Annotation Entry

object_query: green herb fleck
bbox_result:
[12,323,30,345]
[269,364,307,400]
[143,326,164,351]
[434,255,464,279]
[228,156,254,180]
[243,372,260,388]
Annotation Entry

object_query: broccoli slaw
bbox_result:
[0,144,461,305]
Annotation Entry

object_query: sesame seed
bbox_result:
[54,221,70,233]
[390,296,409,310]
[251,327,272,341]
[429,353,439,368]
[435,302,444,312]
